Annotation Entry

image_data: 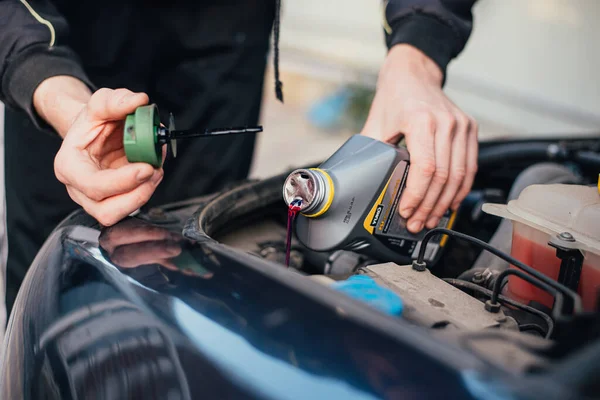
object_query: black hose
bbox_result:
[478,142,600,169]
[183,164,322,243]
[183,173,290,242]
[416,228,582,314]
[574,151,600,168]
[478,142,559,166]
[519,324,547,336]
[492,269,564,320]
[444,278,554,339]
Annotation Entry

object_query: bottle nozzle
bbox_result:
[283,169,330,216]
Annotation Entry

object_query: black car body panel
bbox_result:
[1,210,575,400]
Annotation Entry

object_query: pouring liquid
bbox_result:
[285,199,302,267]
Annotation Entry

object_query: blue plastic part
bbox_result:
[331,275,403,316]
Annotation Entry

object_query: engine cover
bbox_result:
[363,263,510,331]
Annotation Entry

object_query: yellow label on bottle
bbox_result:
[363,177,392,234]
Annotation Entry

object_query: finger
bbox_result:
[426,115,469,228]
[398,113,437,219]
[406,113,455,232]
[65,89,150,149]
[161,144,167,167]
[60,156,158,202]
[110,240,182,268]
[67,171,163,226]
[87,88,150,122]
[96,171,163,226]
[452,119,479,210]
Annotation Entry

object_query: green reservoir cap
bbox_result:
[123,104,162,167]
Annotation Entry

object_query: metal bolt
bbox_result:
[495,315,507,323]
[485,300,501,313]
[558,232,575,242]
[412,261,427,272]
[472,271,485,284]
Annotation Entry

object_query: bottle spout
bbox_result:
[283,169,329,215]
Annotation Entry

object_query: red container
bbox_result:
[483,183,600,312]
[508,223,600,311]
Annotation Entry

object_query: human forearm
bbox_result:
[0,0,95,133]
[384,0,478,82]
[33,76,92,138]
[385,44,443,89]
[363,5,480,233]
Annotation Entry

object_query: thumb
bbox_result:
[87,88,149,122]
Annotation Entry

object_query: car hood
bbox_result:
[2,205,570,400]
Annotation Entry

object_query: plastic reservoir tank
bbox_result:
[483,182,600,311]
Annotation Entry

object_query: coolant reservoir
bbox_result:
[483,183,600,311]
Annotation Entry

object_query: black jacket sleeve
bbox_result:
[0,0,96,130]
[384,0,478,81]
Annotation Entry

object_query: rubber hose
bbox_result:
[183,163,322,242]
[183,172,291,242]
[574,151,600,168]
[478,143,557,166]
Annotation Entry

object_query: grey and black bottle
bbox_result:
[283,134,454,265]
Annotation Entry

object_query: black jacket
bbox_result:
[0,0,477,131]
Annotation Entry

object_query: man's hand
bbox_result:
[35,80,164,226]
[362,45,478,233]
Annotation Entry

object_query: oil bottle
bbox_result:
[282,134,455,265]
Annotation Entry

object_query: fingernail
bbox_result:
[409,220,423,233]
[400,208,414,219]
[426,217,439,229]
[136,168,153,182]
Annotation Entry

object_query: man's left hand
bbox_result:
[361,44,478,233]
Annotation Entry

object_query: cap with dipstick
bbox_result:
[123,104,263,167]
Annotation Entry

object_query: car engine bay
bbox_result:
[137,136,600,398]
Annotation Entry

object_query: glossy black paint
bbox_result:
[0,204,578,399]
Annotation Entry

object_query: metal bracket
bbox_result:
[548,232,584,293]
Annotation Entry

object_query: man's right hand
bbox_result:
[51,87,164,226]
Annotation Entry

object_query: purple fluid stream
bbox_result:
[285,199,302,267]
